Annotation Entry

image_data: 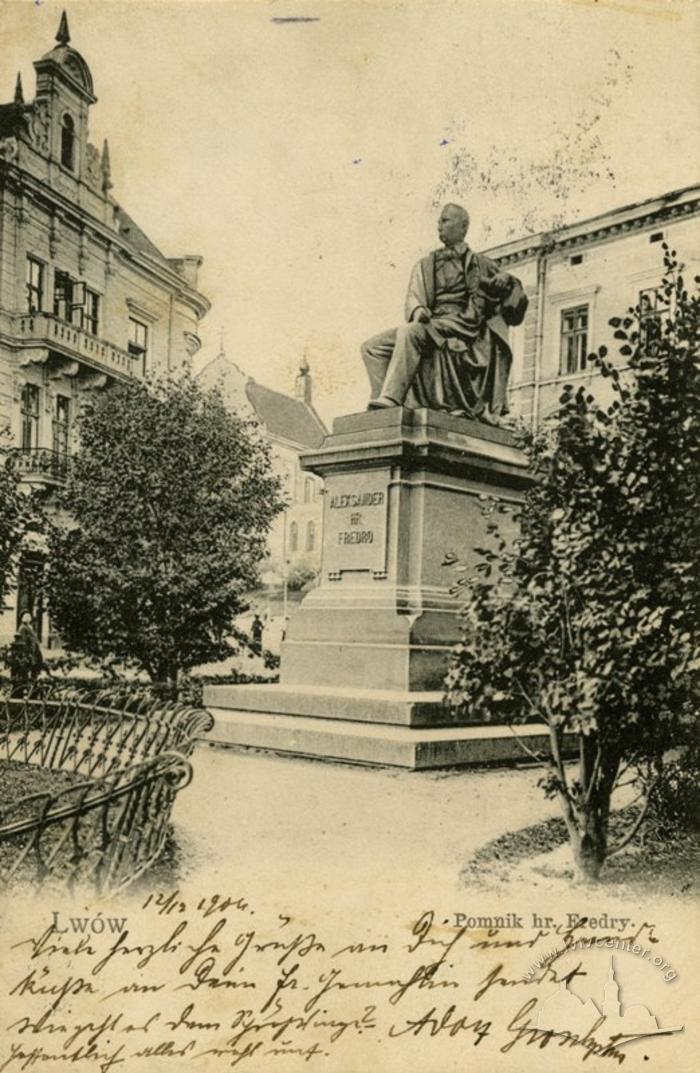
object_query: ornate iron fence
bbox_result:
[0,690,213,894]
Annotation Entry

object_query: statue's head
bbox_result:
[438,203,469,247]
[20,612,33,626]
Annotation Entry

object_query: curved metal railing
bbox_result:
[0,690,213,894]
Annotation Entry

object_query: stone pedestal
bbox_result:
[204,409,541,769]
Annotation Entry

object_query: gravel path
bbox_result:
[167,745,560,911]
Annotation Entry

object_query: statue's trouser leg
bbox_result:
[361,328,398,399]
[381,321,432,404]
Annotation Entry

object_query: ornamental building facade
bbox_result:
[484,184,700,426]
[0,14,210,646]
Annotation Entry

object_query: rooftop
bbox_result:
[485,183,700,263]
[246,381,326,449]
[198,352,327,450]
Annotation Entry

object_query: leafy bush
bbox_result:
[286,562,318,592]
[445,249,699,880]
[45,373,284,687]
[648,734,700,837]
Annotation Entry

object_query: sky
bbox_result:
[1,0,698,422]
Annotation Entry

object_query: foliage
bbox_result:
[45,373,284,687]
[0,430,32,615]
[445,249,699,880]
[647,731,700,838]
[286,561,318,592]
[0,667,280,709]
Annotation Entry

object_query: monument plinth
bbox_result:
[281,408,529,692]
[204,409,550,768]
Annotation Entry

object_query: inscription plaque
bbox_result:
[324,470,389,577]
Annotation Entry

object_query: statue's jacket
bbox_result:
[402,248,528,417]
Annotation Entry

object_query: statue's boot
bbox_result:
[367,395,399,410]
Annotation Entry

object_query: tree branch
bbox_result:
[506,723,547,765]
[584,745,603,806]
[607,781,659,858]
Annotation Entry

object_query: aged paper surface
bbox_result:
[1,1,698,1071]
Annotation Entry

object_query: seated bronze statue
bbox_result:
[361,204,528,425]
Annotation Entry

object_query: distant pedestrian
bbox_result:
[251,613,264,656]
[9,612,44,694]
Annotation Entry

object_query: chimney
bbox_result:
[167,255,203,288]
[295,355,312,404]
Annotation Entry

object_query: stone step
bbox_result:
[204,706,552,770]
[203,683,456,727]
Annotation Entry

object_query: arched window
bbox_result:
[288,521,298,553]
[60,114,75,170]
[306,521,315,552]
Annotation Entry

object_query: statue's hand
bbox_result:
[487,273,512,298]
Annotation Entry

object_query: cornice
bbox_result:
[491,195,700,268]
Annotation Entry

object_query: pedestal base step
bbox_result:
[203,683,452,727]
[204,706,551,770]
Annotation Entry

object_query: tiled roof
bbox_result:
[245,381,327,449]
[197,354,328,449]
[114,205,171,267]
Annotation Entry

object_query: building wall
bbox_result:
[266,438,323,578]
[490,189,700,427]
[0,28,209,646]
[0,187,204,432]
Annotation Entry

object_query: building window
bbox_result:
[304,477,314,504]
[60,114,75,170]
[289,520,298,553]
[85,288,100,336]
[639,287,665,349]
[53,395,71,456]
[306,521,315,552]
[54,272,86,327]
[20,384,40,449]
[560,305,589,374]
[54,272,72,320]
[26,257,44,313]
[128,318,149,374]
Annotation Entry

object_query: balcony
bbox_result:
[9,448,69,487]
[13,313,138,381]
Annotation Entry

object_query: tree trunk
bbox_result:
[561,735,621,882]
[152,662,179,701]
[571,815,608,882]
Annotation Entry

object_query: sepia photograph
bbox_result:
[0,1,698,1070]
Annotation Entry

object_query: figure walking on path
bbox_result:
[9,612,44,694]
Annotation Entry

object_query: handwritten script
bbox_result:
[0,894,666,1070]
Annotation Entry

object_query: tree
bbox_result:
[46,373,284,688]
[445,249,699,881]
[0,431,31,616]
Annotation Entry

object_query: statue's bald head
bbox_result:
[438,203,470,247]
